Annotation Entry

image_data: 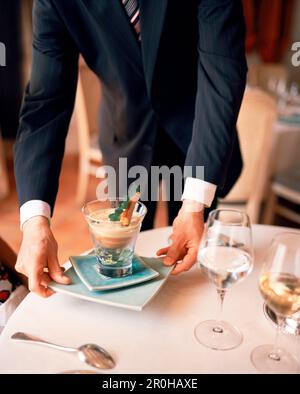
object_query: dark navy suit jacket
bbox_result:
[14,0,247,212]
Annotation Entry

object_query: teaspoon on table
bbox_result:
[11,332,115,370]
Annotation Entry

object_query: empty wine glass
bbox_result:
[251,232,300,373]
[194,209,253,350]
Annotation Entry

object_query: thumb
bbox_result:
[48,254,71,285]
[164,244,182,266]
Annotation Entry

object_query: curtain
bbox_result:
[243,0,295,62]
[243,0,256,52]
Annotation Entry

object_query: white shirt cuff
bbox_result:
[20,200,51,230]
[181,177,217,207]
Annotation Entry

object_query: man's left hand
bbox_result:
[156,200,205,275]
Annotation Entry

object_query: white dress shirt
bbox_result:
[20,177,216,228]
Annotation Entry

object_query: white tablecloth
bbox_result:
[0,225,299,374]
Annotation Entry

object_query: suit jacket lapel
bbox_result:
[87,0,143,77]
[139,0,168,96]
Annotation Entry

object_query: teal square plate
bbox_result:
[69,254,159,291]
[48,257,172,311]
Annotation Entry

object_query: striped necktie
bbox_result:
[122,0,141,41]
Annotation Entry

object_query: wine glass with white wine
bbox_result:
[251,232,300,373]
[195,209,253,350]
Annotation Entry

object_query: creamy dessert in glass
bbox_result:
[82,199,147,277]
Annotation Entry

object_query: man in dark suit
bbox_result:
[14,0,247,297]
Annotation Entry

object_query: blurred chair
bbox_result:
[219,88,277,223]
[248,63,288,95]
[75,58,102,204]
[0,131,9,199]
[263,168,300,226]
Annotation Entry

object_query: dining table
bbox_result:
[0,224,299,374]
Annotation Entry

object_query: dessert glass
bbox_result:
[82,199,147,278]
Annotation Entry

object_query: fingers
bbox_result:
[157,240,198,274]
[156,247,169,257]
[16,221,65,297]
[172,247,198,275]
[157,245,181,266]
[28,266,54,298]
[41,273,55,296]
[157,243,185,267]
[48,254,71,285]
[41,272,52,287]
[163,244,184,266]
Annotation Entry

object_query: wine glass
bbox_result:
[251,232,300,373]
[194,209,253,350]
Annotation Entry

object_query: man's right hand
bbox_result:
[15,216,70,297]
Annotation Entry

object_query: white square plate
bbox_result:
[49,256,172,311]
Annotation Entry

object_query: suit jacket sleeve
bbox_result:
[14,0,78,214]
[184,0,247,193]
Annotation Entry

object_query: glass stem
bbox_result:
[213,288,226,334]
[268,316,283,362]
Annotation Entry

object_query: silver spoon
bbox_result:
[11,332,115,370]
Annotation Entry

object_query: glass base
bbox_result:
[95,247,133,278]
[194,320,243,351]
[251,345,299,374]
[97,263,132,278]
